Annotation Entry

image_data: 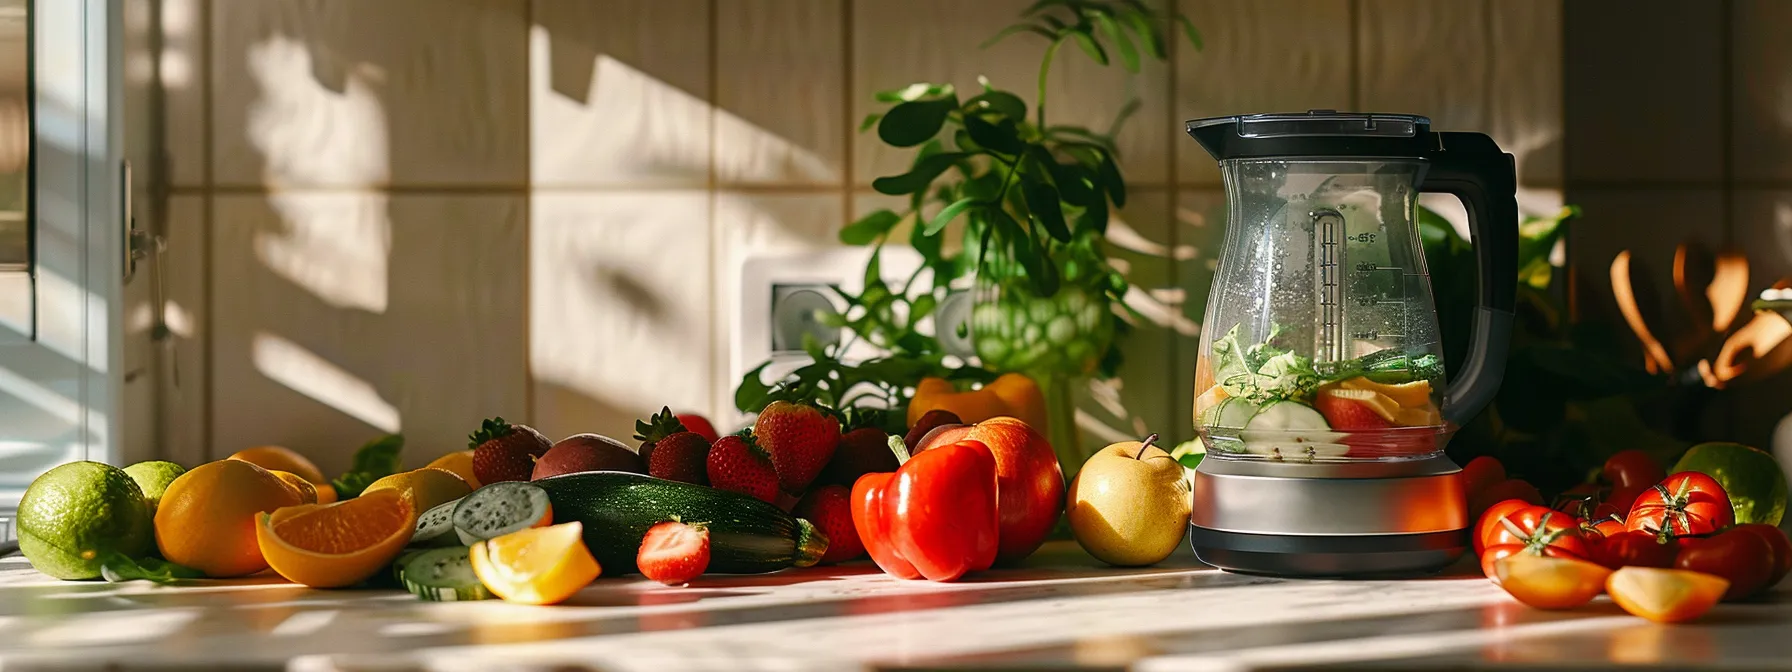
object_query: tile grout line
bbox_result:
[200,0,213,464]
[707,0,721,421]
[521,0,534,430]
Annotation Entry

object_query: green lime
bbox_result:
[16,461,154,580]
[122,460,186,515]
[1672,442,1789,526]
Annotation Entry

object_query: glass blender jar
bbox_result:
[1185,111,1517,576]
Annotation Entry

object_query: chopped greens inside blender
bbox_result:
[1210,324,1441,407]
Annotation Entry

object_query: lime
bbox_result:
[122,460,186,515]
[17,461,154,580]
[1672,442,1788,526]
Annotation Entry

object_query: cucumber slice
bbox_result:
[1201,397,1258,430]
[453,482,553,546]
[410,498,463,548]
[1241,401,1348,459]
[398,546,492,601]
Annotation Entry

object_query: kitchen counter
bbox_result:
[2,542,1790,671]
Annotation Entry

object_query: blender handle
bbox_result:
[1421,132,1518,427]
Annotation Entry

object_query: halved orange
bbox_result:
[230,446,326,485]
[256,489,416,587]
[268,470,319,504]
[469,522,600,605]
[1607,567,1729,623]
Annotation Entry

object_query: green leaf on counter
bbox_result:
[331,434,404,499]
[100,553,203,584]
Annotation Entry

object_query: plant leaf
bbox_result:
[965,115,1026,156]
[859,113,882,132]
[872,152,967,195]
[734,361,775,412]
[911,208,943,262]
[1178,14,1204,50]
[927,198,979,236]
[1092,13,1140,72]
[1122,12,1167,60]
[964,90,1028,121]
[1071,29,1108,65]
[981,22,1056,49]
[840,209,903,245]
[1079,195,1109,235]
[1097,150,1127,207]
[1020,238,1062,297]
[1024,181,1071,242]
[100,552,204,583]
[879,96,959,147]
[331,434,403,499]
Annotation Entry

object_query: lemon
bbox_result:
[364,468,471,512]
[17,461,155,580]
[469,522,600,605]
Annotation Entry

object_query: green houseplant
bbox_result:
[735,1,1201,469]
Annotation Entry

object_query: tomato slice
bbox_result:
[1626,472,1734,538]
[1594,529,1677,570]
[1482,543,1590,583]
[1675,527,1774,601]
[1607,567,1728,623]
[1494,554,1611,610]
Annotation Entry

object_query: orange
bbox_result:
[469,522,600,605]
[425,450,480,489]
[256,489,416,588]
[314,482,338,504]
[268,470,318,504]
[229,446,326,485]
[155,459,306,577]
[364,468,470,512]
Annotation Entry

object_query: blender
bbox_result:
[1185,111,1517,577]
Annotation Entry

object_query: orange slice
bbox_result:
[256,489,416,588]
[469,522,600,605]
[1336,377,1434,408]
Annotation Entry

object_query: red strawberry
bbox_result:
[634,406,689,474]
[903,409,962,450]
[649,432,711,485]
[820,427,899,486]
[707,431,779,504]
[753,401,840,494]
[638,521,710,585]
[677,413,720,443]
[1313,389,1393,430]
[794,485,863,564]
[469,417,552,484]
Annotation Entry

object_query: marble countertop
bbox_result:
[1,542,1789,671]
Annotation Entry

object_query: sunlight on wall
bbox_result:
[530,27,709,184]
[252,332,400,433]
[156,0,196,89]
[713,107,836,183]
[254,192,391,313]
[246,35,389,186]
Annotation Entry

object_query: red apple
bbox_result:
[916,416,1064,563]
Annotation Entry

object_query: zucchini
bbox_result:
[411,498,462,548]
[398,546,492,601]
[533,470,827,575]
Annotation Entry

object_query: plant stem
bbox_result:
[1039,371,1086,478]
[1037,39,1062,129]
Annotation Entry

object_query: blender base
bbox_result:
[1189,526,1466,578]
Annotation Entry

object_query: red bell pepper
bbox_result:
[851,437,999,582]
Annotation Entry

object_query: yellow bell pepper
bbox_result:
[906,373,1049,434]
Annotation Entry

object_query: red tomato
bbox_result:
[1585,513,1626,539]
[1594,529,1677,570]
[1469,479,1544,522]
[1603,449,1667,494]
[1626,472,1735,538]
[1476,505,1592,574]
[1474,499,1535,555]
[1675,528,1774,601]
[1732,523,1792,589]
[1461,456,1506,498]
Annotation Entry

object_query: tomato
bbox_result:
[1674,528,1774,601]
[1469,479,1543,522]
[1582,511,1625,539]
[1476,505,1593,581]
[1732,523,1792,589]
[1626,472,1734,538]
[1594,529,1677,570]
[1460,456,1506,498]
[1494,554,1611,609]
[1607,567,1729,623]
[1603,449,1667,496]
[1607,485,1647,513]
[1474,499,1534,555]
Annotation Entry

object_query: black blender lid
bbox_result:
[1187,110,1434,161]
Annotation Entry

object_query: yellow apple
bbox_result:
[1067,434,1191,566]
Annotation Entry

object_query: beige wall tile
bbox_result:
[531,0,711,188]
[852,0,1172,186]
[1357,0,1488,132]
[161,196,208,466]
[160,0,207,188]
[1732,1,1792,183]
[1564,0,1723,183]
[715,1,845,186]
[212,0,529,188]
[1490,0,1563,187]
[530,192,713,444]
[1172,189,1224,440]
[1082,190,1178,448]
[211,194,528,475]
[1175,0,1353,186]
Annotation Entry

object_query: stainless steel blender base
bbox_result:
[1189,454,1468,578]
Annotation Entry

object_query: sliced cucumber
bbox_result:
[398,546,492,601]
[410,498,463,548]
[1241,401,1348,460]
[452,482,552,546]
[1201,397,1258,430]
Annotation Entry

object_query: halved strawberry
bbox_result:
[1314,388,1394,430]
[638,520,710,586]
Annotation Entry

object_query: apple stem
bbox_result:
[1136,434,1159,460]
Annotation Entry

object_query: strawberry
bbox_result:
[468,417,552,484]
[633,406,690,472]
[638,520,710,585]
[1314,389,1394,431]
[793,485,864,564]
[754,401,840,494]
[903,409,962,450]
[649,432,711,485]
[820,427,899,486]
[677,413,721,443]
[707,431,779,504]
